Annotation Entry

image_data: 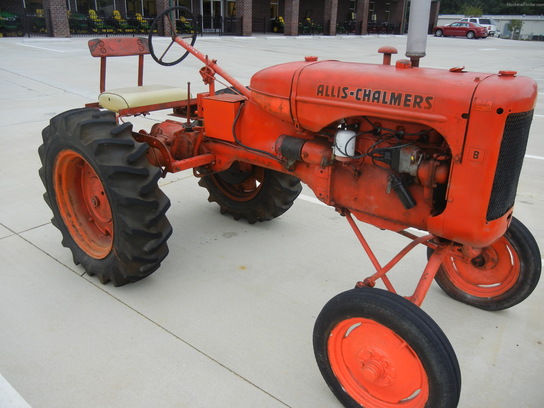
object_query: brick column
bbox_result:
[155,0,171,36]
[324,0,338,36]
[156,0,169,14]
[236,0,253,36]
[392,0,407,34]
[43,0,70,37]
[284,0,299,36]
[355,0,370,35]
[429,1,440,33]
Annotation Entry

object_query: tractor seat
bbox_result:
[88,37,190,115]
[98,85,188,113]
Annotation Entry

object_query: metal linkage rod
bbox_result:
[174,37,251,99]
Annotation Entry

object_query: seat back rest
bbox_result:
[88,37,150,93]
[88,37,150,57]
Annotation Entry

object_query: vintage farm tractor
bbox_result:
[39,4,540,408]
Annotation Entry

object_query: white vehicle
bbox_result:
[460,17,499,36]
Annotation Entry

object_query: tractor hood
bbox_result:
[250,59,486,134]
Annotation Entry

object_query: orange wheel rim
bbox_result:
[54,150,113,259]
[328,318,429,408]
[442,238,520,297]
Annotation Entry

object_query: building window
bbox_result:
[74,0,93,13]
[124,0,159,17]
[227,0,236,17]
[349,0,355,20]
[143,0,156,16]
[126,0,142,15]
[173,0,191,10]
[25,0,44,13]
[72,0,114,15]
[270,0,279,19]
[96,0,114,16]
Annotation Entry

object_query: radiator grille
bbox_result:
[486,110,534,221]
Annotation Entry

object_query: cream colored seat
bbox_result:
[88,37,190,115]
[98,85,188,113]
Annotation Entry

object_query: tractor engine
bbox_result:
[245,58,537,247]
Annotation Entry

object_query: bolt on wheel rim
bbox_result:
[54,150,113,259]
[328,317,429,408]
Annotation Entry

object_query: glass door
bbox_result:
[202,0,223,31]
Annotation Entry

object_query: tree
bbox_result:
[461,5,483,17]
[507,19,524,39]
[439,0,543,15]
[439,0,466,14]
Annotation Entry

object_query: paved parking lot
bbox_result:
[0,33,543,408]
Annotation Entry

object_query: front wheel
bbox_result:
[314,287,461,408]
[198,161,302,224]
[429,217,541,311]
[39,108,172,286]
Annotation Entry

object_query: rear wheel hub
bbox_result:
[54,150,113,259]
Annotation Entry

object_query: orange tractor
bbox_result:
[39,5,540,408]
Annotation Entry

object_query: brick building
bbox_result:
[1,1,440,38]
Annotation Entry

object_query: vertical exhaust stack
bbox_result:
[406,0,432,67]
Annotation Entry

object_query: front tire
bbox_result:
[314,288,461,408]
[198,161,301,224]
[39,108,172,286]
[430,217,541,311]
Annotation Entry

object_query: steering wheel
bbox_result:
[148,6,198,66]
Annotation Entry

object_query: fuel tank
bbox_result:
[250,58,480,131]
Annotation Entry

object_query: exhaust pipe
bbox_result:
[406,0,432,67]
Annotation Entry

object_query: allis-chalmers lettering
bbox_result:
[316,84,434,110]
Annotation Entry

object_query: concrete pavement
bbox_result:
[0,34,543,408]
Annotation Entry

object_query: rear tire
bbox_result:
[314,287,461,408]
[39,108,172,286]
[466,31,475,39]
[198,161,301,224]
[435,29,443,37]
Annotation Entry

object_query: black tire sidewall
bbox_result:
[313,288,461,408]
